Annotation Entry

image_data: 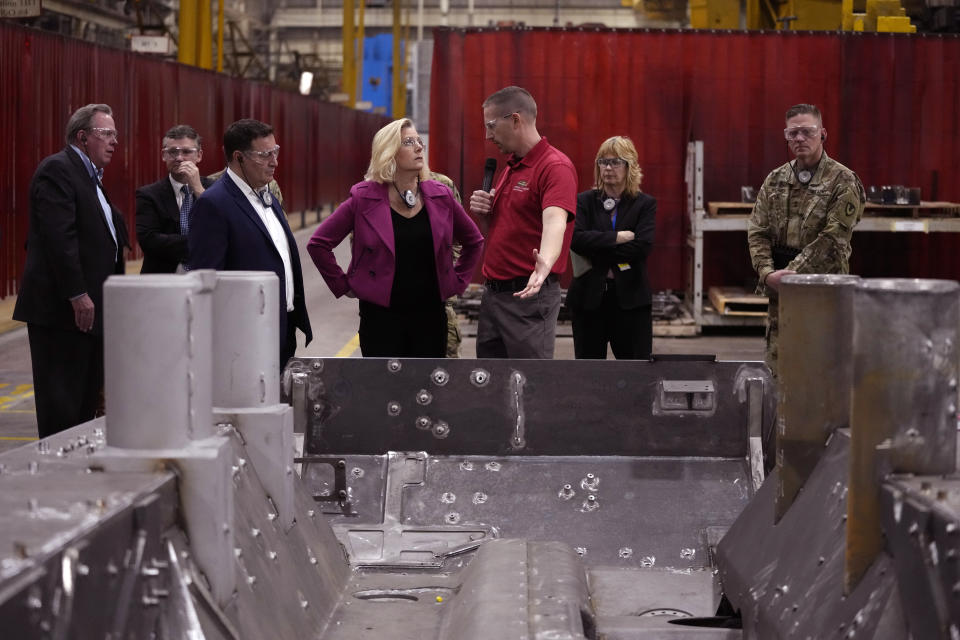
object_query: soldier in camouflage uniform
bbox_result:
[430,171,465,359]
[747,104,865,376]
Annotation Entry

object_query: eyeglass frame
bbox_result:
[783,125,821,141]
[597,158,628,168]
[485,113,516,131]
[88,127,119,141]
[161,146,199,158]
[400,136,425,148]
[242,145,280,162]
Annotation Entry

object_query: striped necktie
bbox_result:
[180,185,193,235]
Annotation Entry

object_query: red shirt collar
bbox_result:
[506,136,550,169]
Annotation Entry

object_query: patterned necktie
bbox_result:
[180,185,193,235]
[256,187,272,208]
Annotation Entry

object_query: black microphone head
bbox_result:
[482,157,498,192]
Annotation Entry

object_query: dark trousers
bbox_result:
[280,314,297,371]
[476,279,562,359]
[358,301,447,357]
[27,323,104,438]
[571,288,652,360]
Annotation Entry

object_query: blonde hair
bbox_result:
[364,118,431,183]
[593,136,643,197]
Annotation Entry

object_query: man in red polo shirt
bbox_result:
[469,86,577,359]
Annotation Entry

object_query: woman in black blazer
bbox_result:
[567,136,656,359]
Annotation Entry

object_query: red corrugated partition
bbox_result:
[0,23,387,298]
[430,28,960,290]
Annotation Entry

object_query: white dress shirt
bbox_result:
[226,168,294,312]
[169,174,188,208]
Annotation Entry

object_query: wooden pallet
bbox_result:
[708,286,768,316]
[653,304,697,337]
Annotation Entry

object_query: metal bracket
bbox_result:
[295,456,357,516]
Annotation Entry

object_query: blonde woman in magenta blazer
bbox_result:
[307,118,483,357]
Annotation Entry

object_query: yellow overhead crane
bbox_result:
[625,0,917,32]
[342,0,410,117]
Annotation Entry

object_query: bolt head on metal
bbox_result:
[416,390,433,405]
[387,401,401,416]
[431,368,450,386]
[387,360,402,372]
[432,421,450,438]
[470,369,491,387]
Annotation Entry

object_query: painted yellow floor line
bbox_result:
[0,436,37,441]
[335,334,360,358]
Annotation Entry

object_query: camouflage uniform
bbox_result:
[747,152,865,375]
[429,171,464,359]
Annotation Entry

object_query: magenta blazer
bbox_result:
[307,180,484,307]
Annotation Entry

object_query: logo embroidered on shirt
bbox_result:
[513,180,529,192]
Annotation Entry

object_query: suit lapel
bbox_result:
[160,179,180,223]
[358,182,395,256]
[613,195,637,231]
[66,147,117,246]
[224,175,275,247]
[422,184,446,261]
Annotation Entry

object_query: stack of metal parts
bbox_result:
[717,275,960,638]
[652,290,685,321]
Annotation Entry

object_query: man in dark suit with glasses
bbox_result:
[136,124,214,273]
[14,103,128,437]
[188,118,312,369]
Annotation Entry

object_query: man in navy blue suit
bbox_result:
[188,118,312,368]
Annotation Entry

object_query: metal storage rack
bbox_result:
[684,141,960,333]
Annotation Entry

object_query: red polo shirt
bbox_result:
[482,137,577,281]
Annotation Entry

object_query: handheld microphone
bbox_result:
[482,158,497,192]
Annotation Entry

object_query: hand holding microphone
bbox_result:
[469,157,498,216]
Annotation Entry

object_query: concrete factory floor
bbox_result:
[0,222,765,453]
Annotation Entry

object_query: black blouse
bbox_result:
[389,208,441,310]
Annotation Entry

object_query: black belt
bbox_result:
[485,273,558,293]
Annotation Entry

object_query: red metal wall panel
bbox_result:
[431,28,960,291]
[0,23,387,298]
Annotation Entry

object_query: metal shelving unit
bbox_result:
[684,141,765,332]
[684,141,960,333]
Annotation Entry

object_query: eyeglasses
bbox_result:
[162,146,199,159]
[484,113,515,131]
[784,126,821,140]
[89,128,118,141]
[244,145,280,162]
[597,158,627,168]
[400,137,424,148]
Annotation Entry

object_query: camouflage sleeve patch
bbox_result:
[845,200,856,219]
